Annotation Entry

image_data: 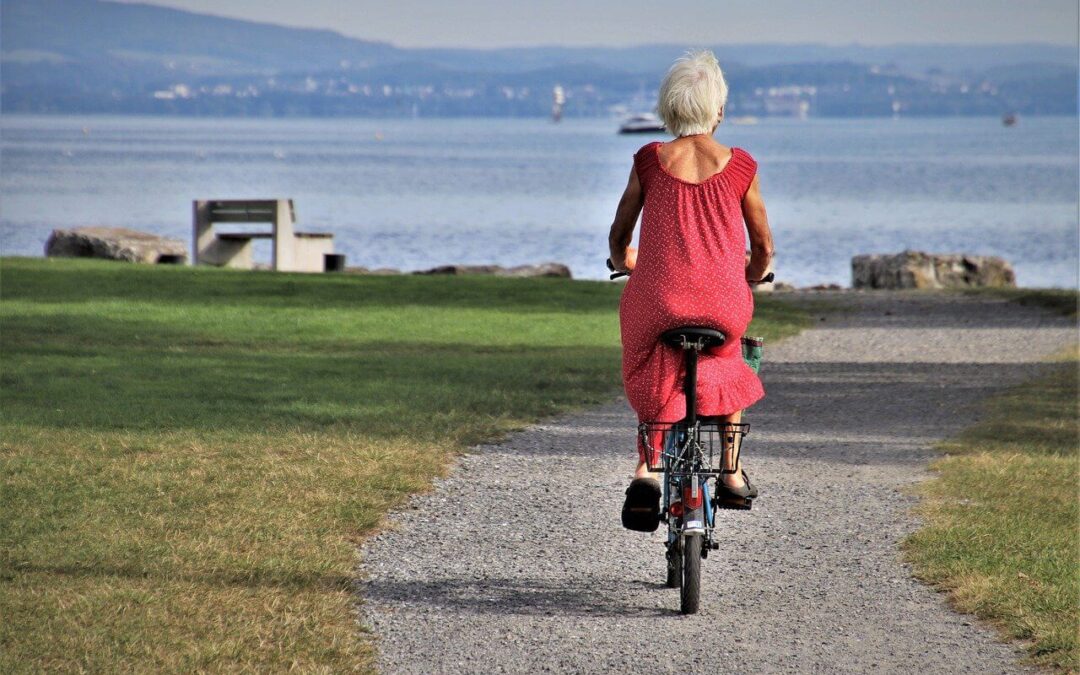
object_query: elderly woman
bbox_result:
[609,50,774,531]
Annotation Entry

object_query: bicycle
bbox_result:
[608,259,770,614]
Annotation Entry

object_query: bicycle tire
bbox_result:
[680,533,702,614]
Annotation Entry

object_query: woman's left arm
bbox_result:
[608,166,644,271]
[742,175,774,282]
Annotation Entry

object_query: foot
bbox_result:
[622,477,662,532]
[718,469,757,499]
[720,471,746,490]
[633,460,653,481]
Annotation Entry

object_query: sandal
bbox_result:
[741,470,758,499]
[714,470,756,511]
[621,477,662,532]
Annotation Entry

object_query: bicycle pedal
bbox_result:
[712,497,753,511]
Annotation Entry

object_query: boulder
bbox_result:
[499,263,572,279]
[346,266,403,275]
[416,264,502,276]
[45,227,187,264]
[851,250,1015,290]
[414,263,572,279]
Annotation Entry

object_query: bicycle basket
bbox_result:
[638,421,750,475]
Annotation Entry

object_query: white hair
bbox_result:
[656,50,729,137]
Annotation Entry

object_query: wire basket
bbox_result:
[638,421,750,475]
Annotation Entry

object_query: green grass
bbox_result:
[904,340,1080,671]
[0,257,810,672]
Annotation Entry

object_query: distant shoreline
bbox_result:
[3,112,1078,122]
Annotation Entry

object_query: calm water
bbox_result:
[2,115,1077,287]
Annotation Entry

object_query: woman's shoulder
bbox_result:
[633,141,662,161]
[730,146,757,168]
[726,147,758,194]
[632,141,662,176]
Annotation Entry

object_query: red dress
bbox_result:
[620,141,764,460]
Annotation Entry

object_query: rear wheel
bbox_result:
[680,533,702,614]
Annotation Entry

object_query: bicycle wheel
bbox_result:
[666,537,681,589]
[680,533,702,614]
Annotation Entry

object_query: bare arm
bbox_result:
[742,175,774,282]
[607,166,644,271]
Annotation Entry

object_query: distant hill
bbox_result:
[2,0,1076,117]
[412,43,1078,75]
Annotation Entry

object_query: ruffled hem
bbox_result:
[650,361,764,423]
[627,352,765,463]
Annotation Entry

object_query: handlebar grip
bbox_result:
[606,258,628,279]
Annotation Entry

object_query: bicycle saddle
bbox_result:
[660,326,726,348]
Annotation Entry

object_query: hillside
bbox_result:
[2,0,1076,117]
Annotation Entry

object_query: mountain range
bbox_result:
[2,0,1077,117]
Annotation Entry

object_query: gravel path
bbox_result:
[358,291,1074,674]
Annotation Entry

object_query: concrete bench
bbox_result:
[192,199,335,273]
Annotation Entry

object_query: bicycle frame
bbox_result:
[655,423,719,556]
[638,387,751,613]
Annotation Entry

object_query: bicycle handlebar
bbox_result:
[606,258,628,280]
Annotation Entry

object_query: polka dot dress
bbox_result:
[620,141,764,460]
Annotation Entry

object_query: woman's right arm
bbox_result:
[607,166,644,272]
[742,175,774,282]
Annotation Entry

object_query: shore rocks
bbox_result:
[852,250,1015,289]
[346,266,404,276]
[45,227,187,264]
[414,263,572,279]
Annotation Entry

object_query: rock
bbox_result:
[45,227,187,264]
[346,266,403,275]
[416,264,502,276]
[773,282,796,292]
[500,263,573,279]
[413,263,572,279]
[851,250,1015,290]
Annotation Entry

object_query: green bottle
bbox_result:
[741,336,764,374]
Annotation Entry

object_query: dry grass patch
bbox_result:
[904,337,1079,671]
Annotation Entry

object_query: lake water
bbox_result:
[1,115,1077,287]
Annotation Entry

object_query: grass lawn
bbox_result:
[904,290,1079,671]
[0,257,810,672]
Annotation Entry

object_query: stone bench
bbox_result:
[193,199,335,273]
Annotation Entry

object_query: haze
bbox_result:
[112,0,1079,49]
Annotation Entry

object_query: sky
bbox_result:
[113,0,1079,49]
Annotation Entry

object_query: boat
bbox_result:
[618,113,666,134]
[1002,113,1018,127]
[552,85,565,123]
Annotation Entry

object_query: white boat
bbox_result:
[618,113,666,134]
[552,85,565,123]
